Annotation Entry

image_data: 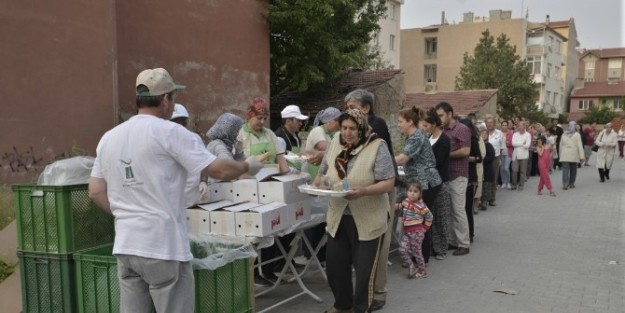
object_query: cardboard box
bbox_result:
[257,173,309,204]
[207,182,233,202]
[235,202,289,237]
[232,179,259,203]
[186,200,240,235]
[284,199,311,225]
[210,202,260,236]
[186,207,211,235]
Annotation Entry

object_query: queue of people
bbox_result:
[89,68,620,313]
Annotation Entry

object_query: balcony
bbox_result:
[533,73,545,84]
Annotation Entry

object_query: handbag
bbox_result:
[591,133,604,152]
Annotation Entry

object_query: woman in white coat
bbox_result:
[595,122,618,182]
[558,121,585,189]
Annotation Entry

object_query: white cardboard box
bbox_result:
[284,199,311,225]
[186,207,211,235]
[235,202,289,237]
[210,202,260,236]
[186,200,239,235]
[257,173,309,204]
[207,182,233,202]
[232,179,259,203]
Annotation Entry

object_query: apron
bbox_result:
[244,123,277,164]
[306,126,334,180]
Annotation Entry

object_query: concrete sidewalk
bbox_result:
[256,154,625,313]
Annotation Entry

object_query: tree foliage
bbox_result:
[577,105,618,125]
[455,30,541,120]
[267,0,386,95]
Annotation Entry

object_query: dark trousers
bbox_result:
[421,184,441,263]
[326,215,382,313]
[465,183,476,240]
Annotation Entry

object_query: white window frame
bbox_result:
[608,58,622,69]
[585,61,595,70]
[388,3,396,20]
[527,56,542,75]
[424,64,437,83]
[579,100,593,110]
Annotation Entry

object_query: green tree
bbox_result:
[577,105,617,124]
[267,0,386,95]
[455,30,541,120]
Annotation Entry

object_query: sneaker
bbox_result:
[434,253,446,260]
[452,247,470,256]
[569,184,576,189]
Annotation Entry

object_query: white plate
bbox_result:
[284,154,309,163]
[298,185,349,197]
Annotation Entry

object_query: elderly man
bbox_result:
[89,68,261,313]
[511,121,531,190]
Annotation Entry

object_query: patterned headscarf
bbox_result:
[334,108,379,179]
[206,113,244,151]
[313,107,342,127]
[246,97,269,120]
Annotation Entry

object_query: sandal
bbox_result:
[550,191,556,197]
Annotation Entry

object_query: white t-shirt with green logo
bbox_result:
[92,114,214,262]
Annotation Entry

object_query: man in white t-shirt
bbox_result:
[88,68,262,313]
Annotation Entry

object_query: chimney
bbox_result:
[546,14,550,24]
[441,11,445,25]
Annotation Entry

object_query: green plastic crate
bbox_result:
[18,250,76,313]
[74,244,252,313]
[12,184,115,253]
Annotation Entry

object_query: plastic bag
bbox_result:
[37,156,95,185]
[189,234,259,271]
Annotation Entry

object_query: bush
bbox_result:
[0,259,15,284]
[0,186,14,231]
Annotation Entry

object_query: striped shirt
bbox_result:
[401,199,433,233]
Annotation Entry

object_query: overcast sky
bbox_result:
[401,0,624,49]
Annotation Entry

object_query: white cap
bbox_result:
[281,105,309,120]
[171,103,189,120]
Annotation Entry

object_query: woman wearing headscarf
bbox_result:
[313,108,395,313]
[297,107,341,267]
[595,122,618,182]
[206,113,244,160]
[234,97,289,174]
[420,108,451,260]
[558,121,585,189]
[303,107,342,180]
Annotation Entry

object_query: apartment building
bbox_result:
[372,0,404,68]
[401,10,579,117]
[569,48,625,121]
[547,18,580,109]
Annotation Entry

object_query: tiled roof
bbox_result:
[571,81,625,97]
[404,89,498,116]
[581,48,625,59]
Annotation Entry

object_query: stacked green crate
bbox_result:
[13,184,115,313]
[74,244,253,313]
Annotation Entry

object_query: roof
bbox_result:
[571,81,625,98]
[336,69,402,91]
[580,48,625,59]
[546,19,571,28]
[404,89,498,116]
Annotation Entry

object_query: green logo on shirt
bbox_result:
[121,159,134,179]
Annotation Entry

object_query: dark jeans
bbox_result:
[561,162,578,186]
[465,183,476,239]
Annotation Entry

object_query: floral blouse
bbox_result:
[402,129,442,190]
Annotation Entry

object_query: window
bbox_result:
[373,31,380,45]
[546,91,551,105]
[388,3,396,20]
[584,61,595,82]
[585,61,595,70]
[555,40,561,54]
[614,99,623,110]
[579,100,593,110]
[555,66,561,79]
[425,37,437,58]
[424,64,437,83]
[527,56,542,74]
[389,34,395,51]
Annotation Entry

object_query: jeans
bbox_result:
[500,155,511,185]
[561,162,578,186]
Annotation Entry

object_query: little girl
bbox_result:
[398,181,434,279]
[536,136,556,196]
